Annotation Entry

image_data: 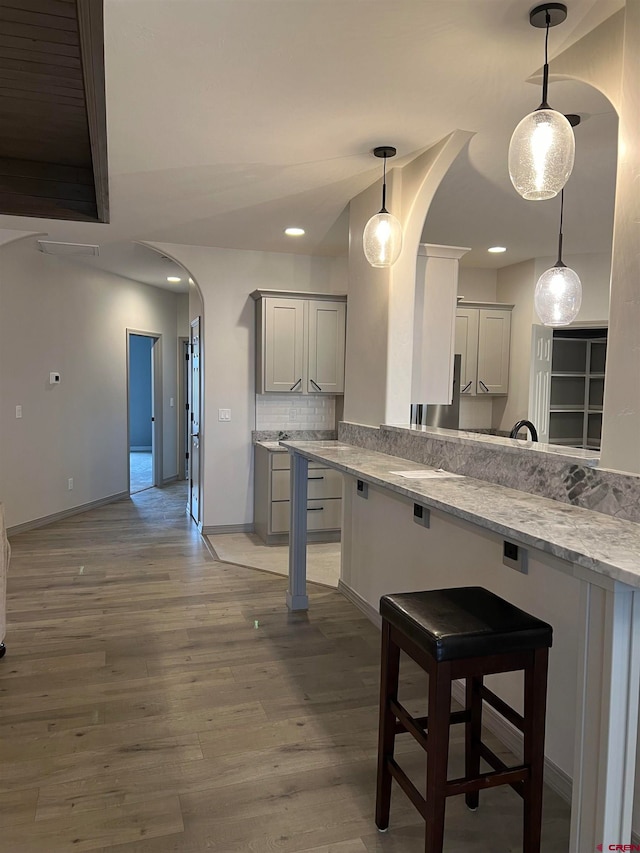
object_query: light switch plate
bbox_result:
[218,408,231,421]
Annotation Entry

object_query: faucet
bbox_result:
[509,420,538,442]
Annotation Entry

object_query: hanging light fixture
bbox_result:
[363,146,403,267]
[534,187,582,325]
[509,4,575,200]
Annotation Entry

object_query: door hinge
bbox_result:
[185,351,190,361]
[186,452,189,460]
[186,403,189,411]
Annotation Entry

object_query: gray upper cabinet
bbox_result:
[252,290,347,394]
[455,302,513,396]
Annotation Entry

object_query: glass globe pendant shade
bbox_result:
[363,211,403,268]
[534,264,582,326]
[509,108,575,201]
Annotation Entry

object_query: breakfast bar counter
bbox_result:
[282,439,640,852]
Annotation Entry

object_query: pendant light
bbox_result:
[363,146,403,267]
[509,4,575,201]
[534,188,582,326]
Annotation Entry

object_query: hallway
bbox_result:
[0,484,570,852]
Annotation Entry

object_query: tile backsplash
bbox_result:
[256,394,336,431]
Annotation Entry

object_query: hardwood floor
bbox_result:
[1,484,570,852]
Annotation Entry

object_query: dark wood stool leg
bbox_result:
[424,661,452,853]
[465,674,483,811]
[375,620,401,831]
[523,648,549,853]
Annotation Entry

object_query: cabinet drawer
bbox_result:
[270,498,341,534]
[271,467,342,501]
[271,454,326,471]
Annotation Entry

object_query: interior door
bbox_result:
[189,318,201,524]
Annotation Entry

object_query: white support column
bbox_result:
[570,580,640,851]
[287,451,309,611]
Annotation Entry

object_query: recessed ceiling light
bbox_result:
[487,246,507,253]
[167,276,182,282]
[284,227,305,237]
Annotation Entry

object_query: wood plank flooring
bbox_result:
[1,484,571,852]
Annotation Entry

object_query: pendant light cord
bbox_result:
[381,154,388,213]
[556,188,566,267]
[540,10,551,109]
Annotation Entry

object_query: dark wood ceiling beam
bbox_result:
[0,20,80,46]
[1,0,77,20]
[0,157,94,184]
[0,55,83,78]
[0,190,97,219]
[77,0,108,223]
[0,44,81,67]
[0,0,106,223]
[0,34,80,58]
[0,6,80,30]
[0,173,95,203]
[0,88,85,107]
[0,137,91,167]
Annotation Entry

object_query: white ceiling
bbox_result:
[0,0,622,287]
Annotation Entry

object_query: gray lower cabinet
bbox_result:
[254,444,342,544]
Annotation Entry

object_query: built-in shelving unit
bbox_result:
[549,328,607,450]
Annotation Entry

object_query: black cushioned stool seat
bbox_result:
[375,586,552,853]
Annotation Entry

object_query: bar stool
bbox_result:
[375,587,552,853]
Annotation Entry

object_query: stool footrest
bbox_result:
[391,701,470,746]
[479,742,525,798]
[387,757,426,819]
[480,684,524,731]
[446,765,529,798]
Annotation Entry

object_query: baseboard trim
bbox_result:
[130,446,152,452]
[337,580,382,628]
[201,523,255,535]
[162,475,178,485]
[449,679,572,805]
[7,491,130,537]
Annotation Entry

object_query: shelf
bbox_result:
[550,407,586,413]
[588,407,603,413]
[548,437,584,446]
[588,373,605,379]
[551,372,586,378]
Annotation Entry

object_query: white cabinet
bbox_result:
[455,303,512,396]
[252,290,346,394]
[254,444,342,544]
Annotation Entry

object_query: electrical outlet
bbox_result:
[289,409,298,421]
[15,405,22,418]
[68,478,74,491]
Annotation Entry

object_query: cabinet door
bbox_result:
[477,309,511,395]
[307,300,346,393]
[455,309,479,395]
[263,299,305,393]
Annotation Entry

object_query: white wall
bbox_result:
[457,267,497,303]
[0,238,185,529]
[147,243,348,530]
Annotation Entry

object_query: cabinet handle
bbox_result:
[308,476,324,480]
[310,379,323,392]
[479,380,490,392]
[461,381,473,393]
[289,378,302,391]
[307,506,324,511]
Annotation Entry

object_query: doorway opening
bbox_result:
[127,330,163,494]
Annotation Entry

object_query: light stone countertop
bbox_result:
[382,423,600,465]
[281,440,640,590]
[255,441,288,452]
